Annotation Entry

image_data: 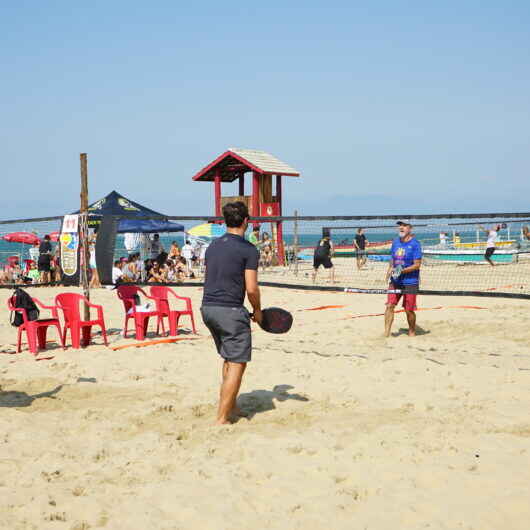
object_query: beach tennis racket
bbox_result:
[254,307,293,334]
[391,265,403,280]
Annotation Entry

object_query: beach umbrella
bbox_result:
[1,232,41,245]
[49,231,60,242]
[187,223,226,238]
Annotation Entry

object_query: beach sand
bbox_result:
[1,284,530,530]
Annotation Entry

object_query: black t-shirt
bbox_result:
[355,234,366,250]
[39,241,52,255]
[314,239,331,258]
[202,233,259,307]
[38,241,52,263]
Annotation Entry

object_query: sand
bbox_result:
[1,284,530,530]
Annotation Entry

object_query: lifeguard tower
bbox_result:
[192,148,300,264]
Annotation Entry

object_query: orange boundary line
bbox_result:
[304,305,347,311]
[110,337,204,351]
[341,305,488,320]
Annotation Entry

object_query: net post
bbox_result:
[80,153,90,321]
[293,210,299,276]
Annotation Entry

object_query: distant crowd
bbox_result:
[0,235,61,285]
[108,238,206,287]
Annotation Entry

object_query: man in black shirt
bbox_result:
[201,201,262,425]
[353,228,368,270]
[38,234,53,283]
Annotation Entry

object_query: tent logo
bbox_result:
[118,198,140,211]
[89,198,106,211]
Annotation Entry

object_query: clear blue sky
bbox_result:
[1,1,529,219]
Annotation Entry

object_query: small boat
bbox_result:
[454,240,515,249]
[298,240,392,259]
[423,247,519,264]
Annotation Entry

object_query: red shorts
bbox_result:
[386,284,418,311]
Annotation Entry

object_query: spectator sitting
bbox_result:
[27,262,40,284]
[122,254,138,282]
[148,261,167,283]
[156,251,168,267]
[169,241,181,259]
[112,260,124,285]
[135,253,146,282]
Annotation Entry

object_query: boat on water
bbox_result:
[423,246,520,264]
[454,240,515,249]
[297,240,392,260]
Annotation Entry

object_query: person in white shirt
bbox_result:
[439,232,448,247]
[479,224,501,267]
[149,234,164,260]
[135,253,146,282]
[29,242,40,263]
[112,260,124,284]
[181,239,194,276]
[124,232,141,256]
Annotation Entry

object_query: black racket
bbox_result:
[253,307,293,334]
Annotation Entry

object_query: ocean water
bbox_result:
[0,228,520,263]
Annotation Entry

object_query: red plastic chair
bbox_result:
[149,286,196,336]
[7,296,65,355]
[55,293,108,348]
[117,285,165,340]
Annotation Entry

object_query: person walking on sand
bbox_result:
[353,227,368,270]
[384,220,422,337]
[200,201,262,425]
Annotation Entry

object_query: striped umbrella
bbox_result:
[187,223,226,238]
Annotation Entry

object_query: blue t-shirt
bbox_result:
[202,233,259,307]
[391,237,422,286]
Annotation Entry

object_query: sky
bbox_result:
[1,1,530,220]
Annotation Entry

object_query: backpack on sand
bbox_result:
[10,288,40,327]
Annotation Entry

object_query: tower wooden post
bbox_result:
[214,169,221,217]
[252,171,260,226]
[276,174,285,265]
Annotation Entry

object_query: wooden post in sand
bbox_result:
[80,153,90,321]
[293,210,299,277]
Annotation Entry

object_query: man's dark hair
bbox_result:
[154,233,159,239]
[223,201,249,228]
[44,235,50,241]
[114,260,121,267]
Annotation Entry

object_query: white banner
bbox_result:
[62,214,79,233]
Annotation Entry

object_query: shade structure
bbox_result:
[187,223,226,238]
[2,232,41,245]
[72,191,184,233]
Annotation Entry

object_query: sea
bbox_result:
[0,228,510,264]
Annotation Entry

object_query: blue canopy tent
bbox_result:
[73,190,184,233]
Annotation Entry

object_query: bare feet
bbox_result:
[215,417,232,425]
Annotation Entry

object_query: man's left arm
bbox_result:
[401,259,422,274]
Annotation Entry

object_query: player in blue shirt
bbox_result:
[384,220,422,337]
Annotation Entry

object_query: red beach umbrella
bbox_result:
[1,232,41,245]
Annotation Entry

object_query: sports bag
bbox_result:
[10,288,40,327]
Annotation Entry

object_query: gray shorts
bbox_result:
[200,305,252,363]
